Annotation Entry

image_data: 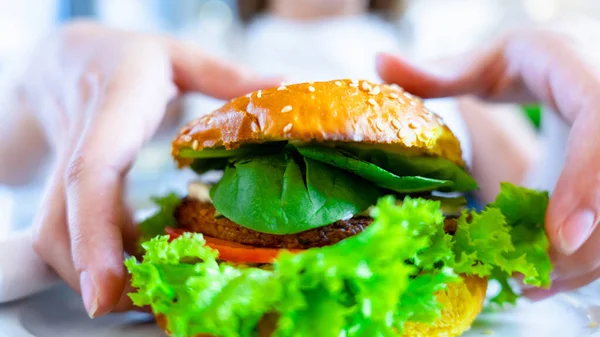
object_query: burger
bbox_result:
[125,79,552,337]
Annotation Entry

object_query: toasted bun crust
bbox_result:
[155,275,487,337]
[172,79,464,168]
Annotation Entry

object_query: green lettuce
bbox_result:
[210,152,381,234]
[333,144,479,192]
[127,196,458,337]
[127,184,552,336]
[137,193,180,243]
[450,183,551,304]
[297,146,453,193]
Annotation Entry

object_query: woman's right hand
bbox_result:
[18,21,279,318]
[376,18,600,299]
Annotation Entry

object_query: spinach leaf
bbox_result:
[190,157,228,174]
[334,145,478,192]
[180,142,287,159]
[297,146,452,193]
[210,153,380,234]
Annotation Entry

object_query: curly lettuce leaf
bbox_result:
[450,183,551,305]
[137,193,180,243]
[126,196,458,337]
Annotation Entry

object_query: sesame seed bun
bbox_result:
[154,275,487,337]
[172,79,464,168]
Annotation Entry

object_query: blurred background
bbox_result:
[2,0,600,66]
[0,0,596,232]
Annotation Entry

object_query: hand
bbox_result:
[376,18,600,298]
[23,21,279,317]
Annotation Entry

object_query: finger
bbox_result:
[523,266,600,301]
[375,48,507,99]
[376,30,588,108]
[120,204,139,257]
[32,163,80,291]
[550,219,600,280]
[164,39,282,99]
[65,146,129,318]
[111,277,151,314]
[545,108,600,256]
[65,69,174,318]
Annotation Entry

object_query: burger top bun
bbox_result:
[172,79,464,168]
[155,275,488,337]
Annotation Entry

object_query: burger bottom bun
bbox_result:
[403,275,488,337]
[155,275,487,337]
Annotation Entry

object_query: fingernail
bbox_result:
[558,209,596,255]
[80,271,98,319]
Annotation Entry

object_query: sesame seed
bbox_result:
[410,100,417,106]
[368,98,378,106]
[389,93,399,99]
[182,135,192,142]
[404,92,414,99]
[408,122,417,129]
[390,83,402,91]
[349,83,359,88]
[308,86,315,92]
[397,98,406,104]
[369,86,380,95]
[257,90,262,98]
[375,121,385,132]
[400,129,416,145]
[245,93,252,98]
[192,140,199,150]
[391,120,402,129]
[335,81,342,86]
[361,81,372,91]
[207,118,214,125]
[283,123,293,133]
[422,130,434,139]
[251,123,259,133]
[281,105,293,113]
[278,85,287,91]
[351,79,358,84]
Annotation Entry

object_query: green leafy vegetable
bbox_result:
[179,142,287,159]
[210,152,381,235]
[137,193,180,243]
[297,146,452,193]
[129,183,552,336]
[190,157,229,174]
[450,184,551,305]
[334,144,478,192]
[127,196,459,337]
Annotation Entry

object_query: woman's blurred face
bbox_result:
[269,0,369,18]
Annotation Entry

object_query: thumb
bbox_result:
[546,112,600,257]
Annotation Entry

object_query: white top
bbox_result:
[185,14,473,166]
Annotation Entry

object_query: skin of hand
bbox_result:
[18,21,280,318]
[376,18,600,299]
[457,97,541,204]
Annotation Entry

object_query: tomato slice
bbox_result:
[164,227,302,264]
